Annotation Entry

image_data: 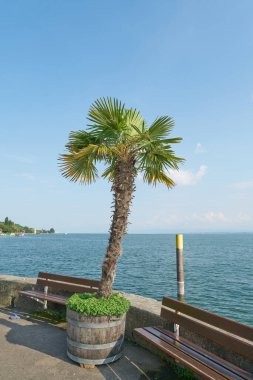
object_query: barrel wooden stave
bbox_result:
[67,344,123,361]
[67,309,126,365]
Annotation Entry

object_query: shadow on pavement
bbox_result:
[0,314,72,364]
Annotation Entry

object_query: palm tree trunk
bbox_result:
[97,158,136,298]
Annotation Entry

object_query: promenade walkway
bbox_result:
[0,308,174,380]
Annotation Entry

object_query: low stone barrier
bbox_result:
[0,275,252,373]
[0,275,37,310]
[0,275,163,334]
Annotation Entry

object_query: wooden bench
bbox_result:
[19,272,100,308]
[134,296,253,380]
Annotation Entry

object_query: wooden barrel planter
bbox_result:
[67,308,126,366]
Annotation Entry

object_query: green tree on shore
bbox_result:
[59,97,184,298]
[4,217,14,226]
[0,217,54,234]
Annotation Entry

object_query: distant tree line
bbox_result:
[0,217,55,234]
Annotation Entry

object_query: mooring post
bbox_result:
[176,234,185,302]
[174,234,184,338]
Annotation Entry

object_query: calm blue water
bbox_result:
[0,233,252,325]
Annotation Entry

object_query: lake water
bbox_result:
[0,233,252,325]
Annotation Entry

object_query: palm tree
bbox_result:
[59,97,184,298]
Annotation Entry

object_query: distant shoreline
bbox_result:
[1,231,250,235]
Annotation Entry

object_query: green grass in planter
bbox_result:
[66,292,130,317]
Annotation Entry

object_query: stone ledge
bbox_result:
[0,275,36,284]
[0,275,37,308]
[0,275,163,333]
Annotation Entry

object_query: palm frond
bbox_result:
[101,160,117,181]
[87,97,126,139]
[143,169,175,188]
[137,141,184,187]
[87,97,145,145]
[59,153,98,184]
[125,108,144,133]
[66,130,99,152]
[148,116,174,140]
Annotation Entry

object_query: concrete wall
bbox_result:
[0,274,164,328]
[0,275,252,373]
[0,275,37,310]
[122,292,163,338]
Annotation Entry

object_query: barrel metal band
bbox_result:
[67,350,123,365]
[67,337,124,350]
[67,317,125,329]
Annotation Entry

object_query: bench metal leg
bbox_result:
[44,286,48,310]
[30,287,45,305]
[174,323,180,339]
[174,310,180,339]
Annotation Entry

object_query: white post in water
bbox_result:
[176,234,185,302]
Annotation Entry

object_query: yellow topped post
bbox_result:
[176,234,183,250]
[176,234,184,301]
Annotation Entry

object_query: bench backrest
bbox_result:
[37,272,100,294]
[161,296,253,360]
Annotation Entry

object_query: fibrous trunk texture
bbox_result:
[98,158,136,298]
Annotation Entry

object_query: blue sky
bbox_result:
[0,0,253,233]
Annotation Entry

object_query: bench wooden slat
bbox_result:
[134,327,231,380]
[19,290,68,305]
[162,297,253,342]
[151,327,253,380]
[37,278,97,293]
[19,272,100,307]
[160,307,253,361]
[38,272,100,288]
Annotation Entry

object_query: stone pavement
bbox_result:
[0,308,174,380]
